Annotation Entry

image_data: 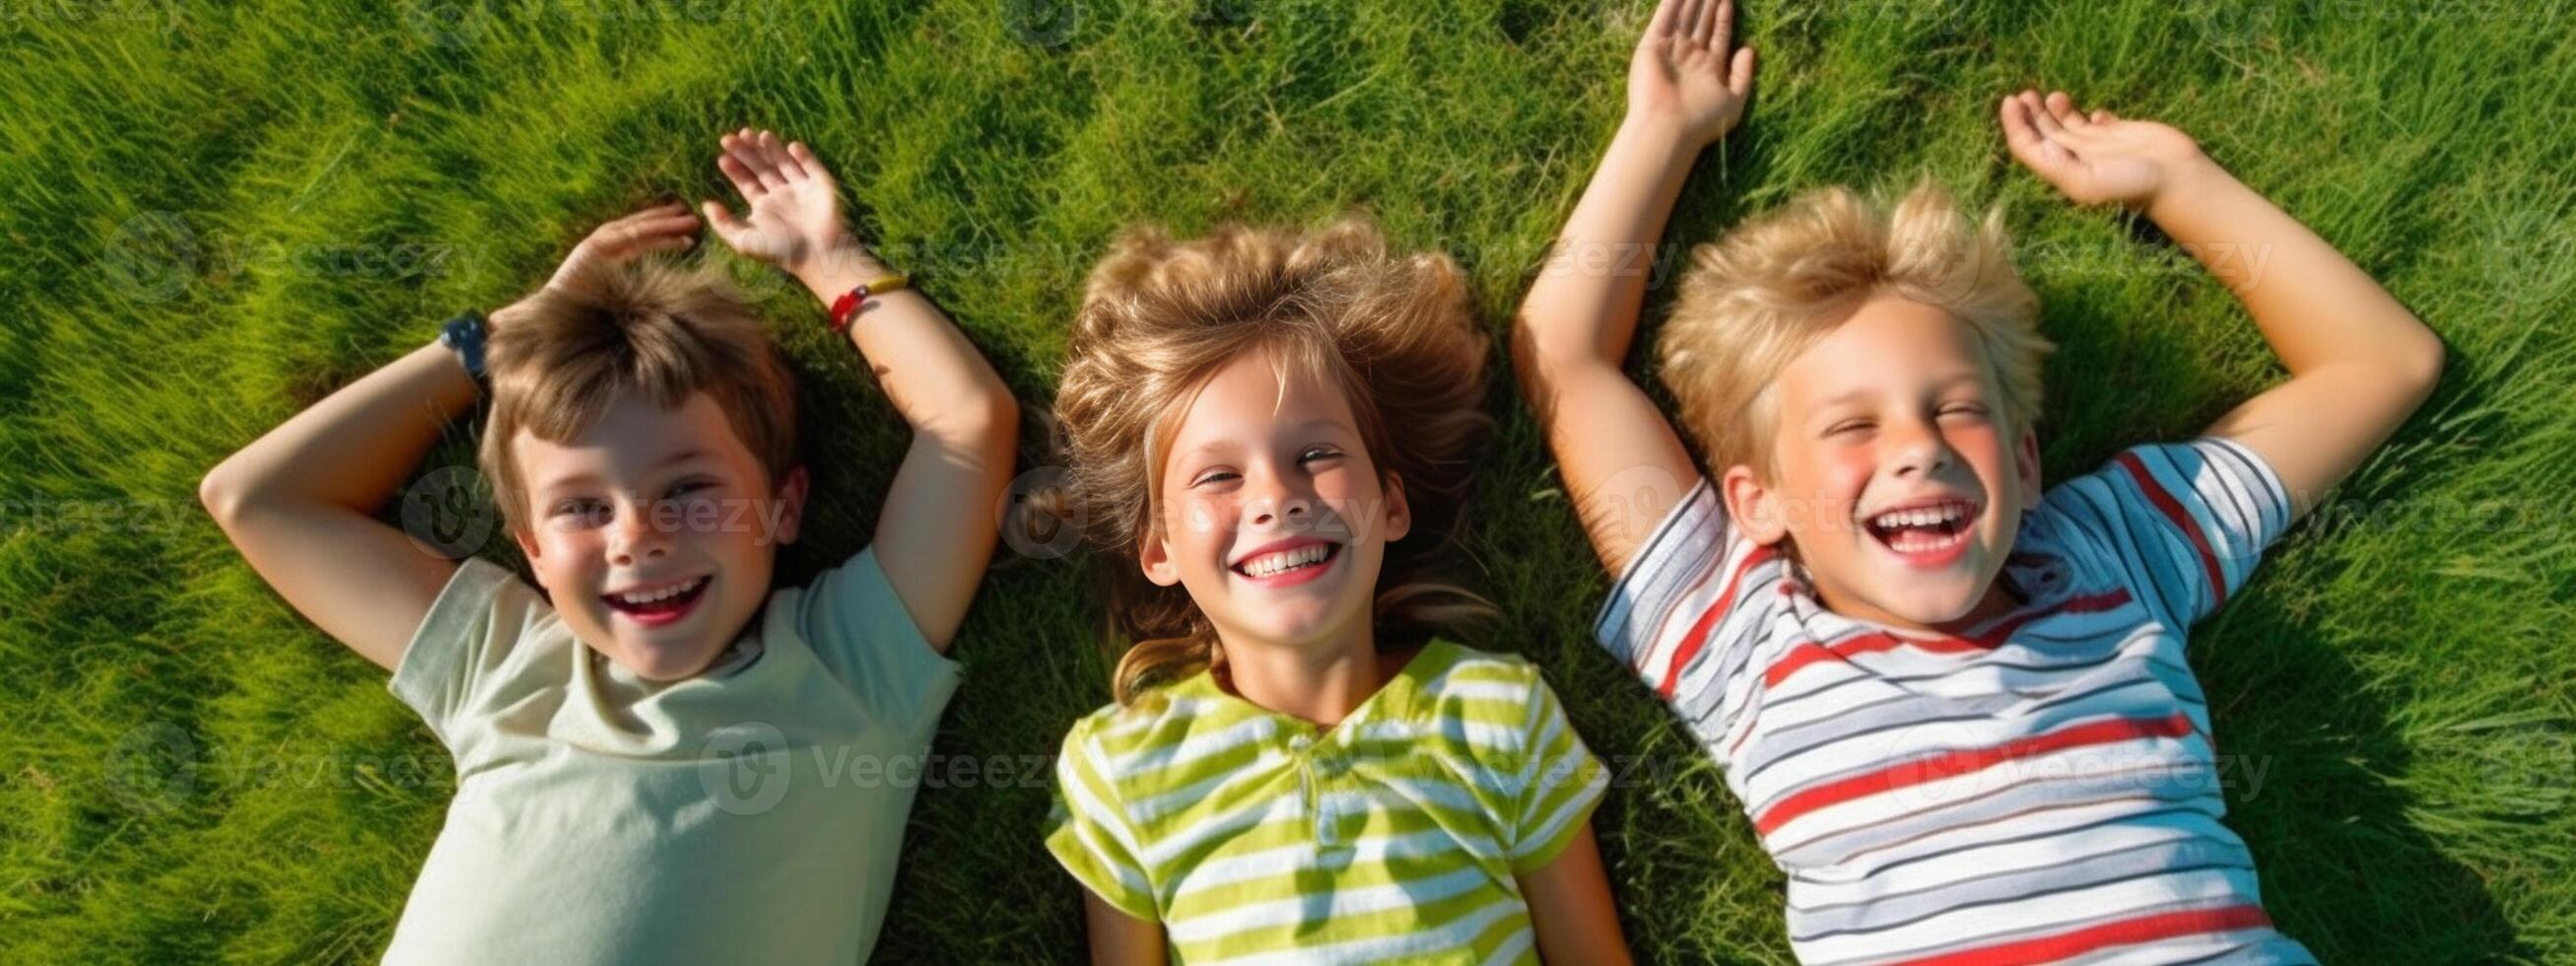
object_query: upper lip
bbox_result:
[601,574,709,597]
[1860,495,1980,523]
[1229,536,1339,569]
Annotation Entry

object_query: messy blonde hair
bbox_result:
[1659,180,2054,479]
[479,261,799,535]
[1050,218,1495,704]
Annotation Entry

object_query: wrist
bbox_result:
[1613,113,1710,164]
[791,241,888,306]
[2140,154,2235,224]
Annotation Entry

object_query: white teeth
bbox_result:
[1239,543,1330,578]
[614,577,704,605]
[1869,503,1969,529]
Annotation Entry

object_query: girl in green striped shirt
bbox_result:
[1039,219,1633,964]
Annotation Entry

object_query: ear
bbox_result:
[1720,463,1790,545]
[1379,472,1412,544]
[2013,425,2042,513]
[1138,520,1184,587]
[771,464,811,546]
[511,522,543,564]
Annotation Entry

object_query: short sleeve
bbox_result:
[389,557,549,747]
[2034,438,2295,630]
[1043,715,1160,921]
[1591,475,1784,714]
[1508,672,1609,874]
[788,547,963,736]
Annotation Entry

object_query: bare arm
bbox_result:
[1080,893,1167,965]
[2001,92,2444,518]
[706,129,1019,654]
[1518,822,1633,964]
[1514,0,1754,574]
[198,206,704,670]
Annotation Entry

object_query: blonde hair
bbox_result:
[1659,179,2054,479]
[478,260,799,535]
[1049,218,1495,704]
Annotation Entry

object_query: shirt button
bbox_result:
[1289,733,1315,753]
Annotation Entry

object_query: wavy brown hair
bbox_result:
[1048,217,1495,704]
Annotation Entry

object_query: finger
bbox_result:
[759,130,805,180]
[2044,91,2083,126]
[787,141,837,190]
[2024,91,2072,144]
[2000,95,2068,172]
[1729,44,1755,97]
[635,234,695,254]
[629,212,704,239]
[716,150,766,200]
[1689,0,1718,45]
[726,134,788,193]
[1714,0,1734,53]
[621,201,690,220]
[1645,0,1679,40]
[1673,0,1704,47]
[2091,108,2116,124]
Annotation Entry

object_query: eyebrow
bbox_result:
[538,448,712,495]
[1180,419,1351,463]
[1812,373,1987,412]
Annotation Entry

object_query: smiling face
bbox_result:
[508,389,807,681]
[1141,349,1411,659]
[1722,297,2043,633]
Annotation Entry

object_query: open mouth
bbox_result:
[1230,541,1341,586]
[1863,501,1977,566]
[601,575,712,627]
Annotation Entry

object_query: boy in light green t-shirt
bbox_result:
[199,128,1019,962]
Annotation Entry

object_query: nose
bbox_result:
[1243,466,1315,530]
[607,498,672,566]
[1888,418,1956,479]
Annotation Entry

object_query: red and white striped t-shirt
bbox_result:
[1595,438,2317,965]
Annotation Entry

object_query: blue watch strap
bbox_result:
[438,310,489,389]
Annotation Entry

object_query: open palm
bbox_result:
[704,127,851,277]
[1629,0,1756,146]
[2000,91,2206,209]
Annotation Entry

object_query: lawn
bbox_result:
[3,0,2571,961]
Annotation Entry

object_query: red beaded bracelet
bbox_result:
[827,273,910,334]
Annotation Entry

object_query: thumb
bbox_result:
[702,201,752,244]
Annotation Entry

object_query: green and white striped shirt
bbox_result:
[1045,639,1607,963]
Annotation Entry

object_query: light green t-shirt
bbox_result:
[1045,639,1607,963]
[382,548,960,965]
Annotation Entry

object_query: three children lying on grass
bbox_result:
[199,0,2440,961]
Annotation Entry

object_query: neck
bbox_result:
[1818,575,2024,637]
[1215,617,1385,726]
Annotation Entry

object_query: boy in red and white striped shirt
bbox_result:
[1513,1,2444,962]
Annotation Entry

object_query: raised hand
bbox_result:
[1628,0,1756,146]
[704,128,854,286]
[2000,90,2213,211]
[544,202,701,291]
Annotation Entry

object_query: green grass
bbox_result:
[4,0,2571,961]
